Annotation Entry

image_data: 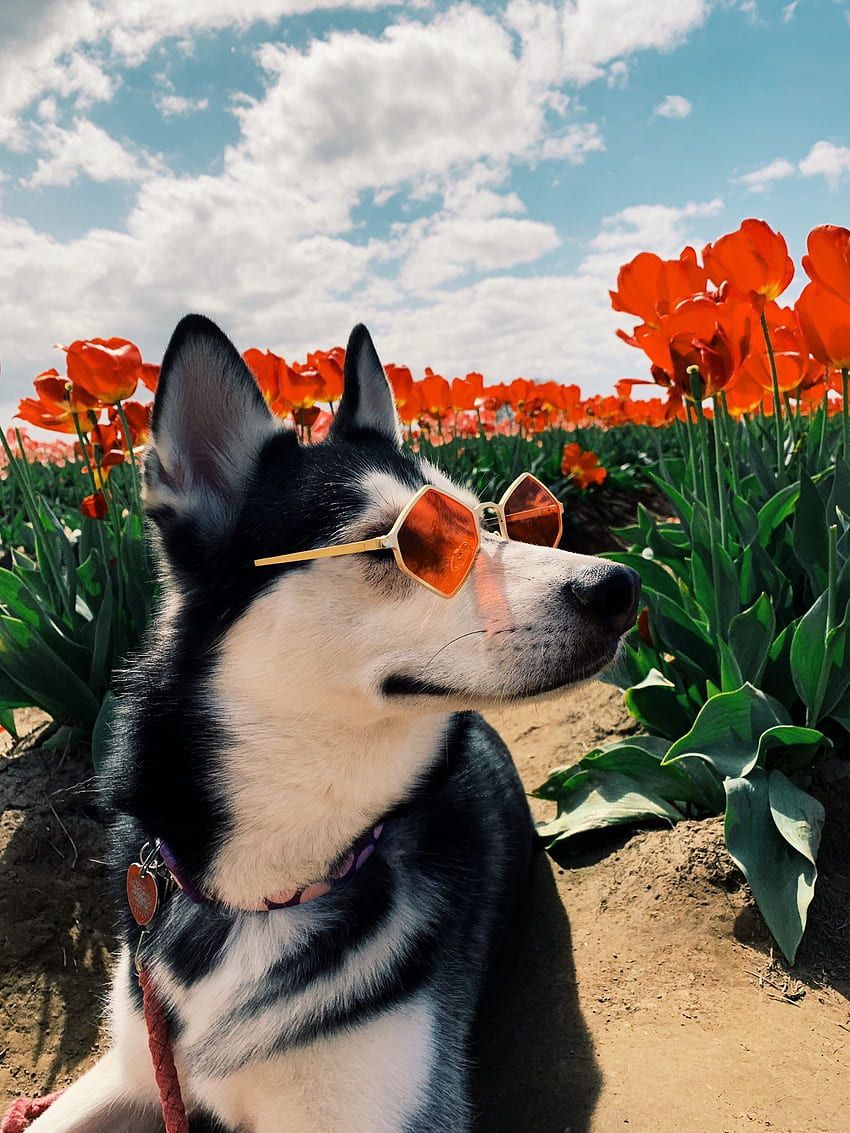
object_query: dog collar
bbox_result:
[127,823,385,922]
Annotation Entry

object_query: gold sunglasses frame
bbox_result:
[253,472,564,599]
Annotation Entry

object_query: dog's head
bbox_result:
[143,315,639,721]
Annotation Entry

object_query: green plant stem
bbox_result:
[760,311,786,484]
[711,396,729,548]
[0,427,69,617]
[114,400,143,514]
[842,368,849,461]
[718,392,740,497]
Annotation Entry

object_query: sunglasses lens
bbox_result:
[397,488,479,596]
[503,476,563,547]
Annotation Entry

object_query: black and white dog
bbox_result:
[32,316,638,1132]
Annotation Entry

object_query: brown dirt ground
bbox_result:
[2,690,849,1133]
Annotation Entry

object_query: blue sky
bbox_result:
[1,0,849,424]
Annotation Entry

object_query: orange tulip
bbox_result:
[610,247,708,328]
[17,371,100,433]
[80,491,108,520]
[796,282,850,369]
[110,400,152,448]
[306,348,345,403]
[417,370,451,419]
[561,443,607,488]
[64,338,142,404]
[626,294,752,402]
[450,373,483,412]
[702,219,794,308]
[802,225,850,305]
[737,301,816,396]
[140,363,160,393]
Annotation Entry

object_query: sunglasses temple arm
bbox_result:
[254,536,386,568]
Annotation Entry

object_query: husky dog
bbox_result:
[30,316,638,1133]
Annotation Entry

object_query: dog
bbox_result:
[29,315,639,1132]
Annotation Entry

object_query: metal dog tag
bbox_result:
[127,861,160,926]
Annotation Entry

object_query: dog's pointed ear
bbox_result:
[330,324,402,445]
[143,314,277,537]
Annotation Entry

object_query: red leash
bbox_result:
[1,968,187,1133]
[139,967,190,1133]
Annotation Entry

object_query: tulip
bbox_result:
[610,247,708,328]
[802,225,850,305]
[703,219,794,308]
[17,371,100,434]
[64,338,142,404]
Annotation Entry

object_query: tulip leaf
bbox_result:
[536,769,683,846]
[757,483,800,547]
[0,615,101,725]
[724,768,823,963]
[625,669,696,740]
[662,683,787,779]
[793,473,828,594]
[727,592,776,685]
[790,592,830,721]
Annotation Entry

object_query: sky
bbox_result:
[1,0,849,425]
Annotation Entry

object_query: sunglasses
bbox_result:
[253,473,563,598]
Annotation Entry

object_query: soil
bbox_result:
[2,690,848,1133]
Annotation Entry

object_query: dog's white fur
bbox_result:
[29,333,623,1131]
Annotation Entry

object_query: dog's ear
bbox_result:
[330,324,402,445]
[143,314,276,538]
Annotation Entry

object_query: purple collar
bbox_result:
[158,823,385,912]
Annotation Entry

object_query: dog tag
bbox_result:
[127,862,160,926]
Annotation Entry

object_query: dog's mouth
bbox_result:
[381,638,621,703]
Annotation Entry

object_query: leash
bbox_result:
[127,840,189,1133]
[3,824,387,1132]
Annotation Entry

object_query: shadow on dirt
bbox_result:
[473,850,601,1133]
[0,732,114,1103]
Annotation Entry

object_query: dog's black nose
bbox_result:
[570,564,641,633]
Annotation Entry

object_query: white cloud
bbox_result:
[734,157,795,193]
[506,0,710,86]
[782,1,798,21]
[0,0,388,144]
[155,93,210,118]
[653,94,692,119]
[541,122,605,162]
[799,140,850,190]
[581,198,724,280]
[23,118,161,188]
[0,1,722,409]
[607,60,628,88]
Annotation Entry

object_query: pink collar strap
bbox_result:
[158,822,385,912]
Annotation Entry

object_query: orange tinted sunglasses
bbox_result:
[253,473,563,599]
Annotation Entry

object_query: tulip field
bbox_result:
[2,219,849,964]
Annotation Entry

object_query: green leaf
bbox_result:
[793,473,828,594]
[580,739,705,805]
[724,768,823,963]
[652,594,718,682]
[0,708,17,736]
[790,593,830,721]
[0,615,101,724]
[537,769,683,846]
[663,683,787,778]
[727,593,776,685]
[758,483,800,547]
[625,669,696,740]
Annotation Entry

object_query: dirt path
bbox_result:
[2,690,848,1132]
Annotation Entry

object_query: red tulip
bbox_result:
[703,219,794,308]
[64,338,142,404]
[796,282,850,369]
[802,225,850,305]
[17,371,100,433]
[80,491,108,520]
[610,247,708,328]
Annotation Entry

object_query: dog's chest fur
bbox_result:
[109,712,533,1132]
